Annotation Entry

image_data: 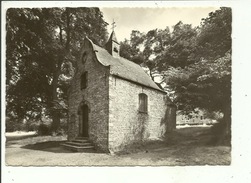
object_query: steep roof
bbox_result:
[87,38,165,93]
[106,31,119,44]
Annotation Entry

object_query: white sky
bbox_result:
[101,7,219,41]
[1,1,218,41]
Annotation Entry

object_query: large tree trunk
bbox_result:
[50,8,71,133]
[50,64,61,133]
[213,99,231,145]
[51,111,61,132]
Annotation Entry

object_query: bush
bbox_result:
[5,117,23,132]
[209,119,231,146]
[54,118,68,136]
[26,123,38,132]
[6,118,16,132]
[37,124,51,136]
[52,128,67,136]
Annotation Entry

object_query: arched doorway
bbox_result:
[79,104,89,137]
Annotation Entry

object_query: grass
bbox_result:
[6,134,38,141]
[5,126,231,166]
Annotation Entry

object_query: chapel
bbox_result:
[63,31,176,153]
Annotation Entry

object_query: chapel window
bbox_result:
[139,93,148,113]
[81,72,87,90]
[82,51,87,64]
[113,47,118,53]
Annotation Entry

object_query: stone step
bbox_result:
[75,137,89,140]
[72,139,90,143]
[61,143,95,152]
[65,141,92,146]
[61,137,96,152]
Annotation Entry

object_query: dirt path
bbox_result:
[5,127,231,166]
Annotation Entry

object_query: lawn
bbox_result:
[5,131,37,141]
[5,126,231,166]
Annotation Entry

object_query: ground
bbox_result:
[5,126,231,166]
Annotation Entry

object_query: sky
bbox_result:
[1,1,218,41]
[101,7,219,41]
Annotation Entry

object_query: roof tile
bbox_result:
[88,38,165,93]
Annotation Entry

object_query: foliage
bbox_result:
[6,117,20,132]
[196,7,232,60]
[156,21,198,70]
[37,123,51,136]
[120,22,198,81]
[119,7,232,134]
[209,118,231,145]
[120,27,172,80]
[6,8,108,131]
[164,51,231,113]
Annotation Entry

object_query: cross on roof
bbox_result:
[111,19,116,31]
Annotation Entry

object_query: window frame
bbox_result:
[82,51,87,64]
[138,93,148,113]
[81,72,87,90]
[113,47,118,53]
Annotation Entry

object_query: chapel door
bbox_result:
[81,105,89,137]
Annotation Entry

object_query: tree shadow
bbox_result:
[21,141,71,153]
[21,141,103,154]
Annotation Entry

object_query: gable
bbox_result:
[84,37,165,93]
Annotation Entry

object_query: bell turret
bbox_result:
[105,31,120,58]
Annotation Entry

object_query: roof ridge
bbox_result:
[92,42,141,67]
[85,38,165,93]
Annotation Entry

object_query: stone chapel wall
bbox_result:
[68,41,109,152]
[108,76,172,152]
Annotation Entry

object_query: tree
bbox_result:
[196,7,231,60]
[119,7,232,142]
[6,8,108,132]
[120,23,197,81]
[120,28,172,81]
[163,7,232,141]
[120,30,145,64]
[155,21,198,71]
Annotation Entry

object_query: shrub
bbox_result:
[51,128,67,136]
[5,117,22,132]
[26,123,38,132]
[6,118,15,132]
[37,124,51,136]
[209,119,231,146]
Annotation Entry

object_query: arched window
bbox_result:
[81,72,87,90]
[113,47,118,53]
[82,51,87,64]
[139,93,148,113]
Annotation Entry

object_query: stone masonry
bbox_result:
[68,39,110,152]
[108,76,173,152]
[67,32,176,153]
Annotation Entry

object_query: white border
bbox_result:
[1,1,235,8]
[2,1,251,183]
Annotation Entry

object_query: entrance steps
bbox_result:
[61,137,95,152]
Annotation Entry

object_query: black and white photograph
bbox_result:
[2,0,251,182]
